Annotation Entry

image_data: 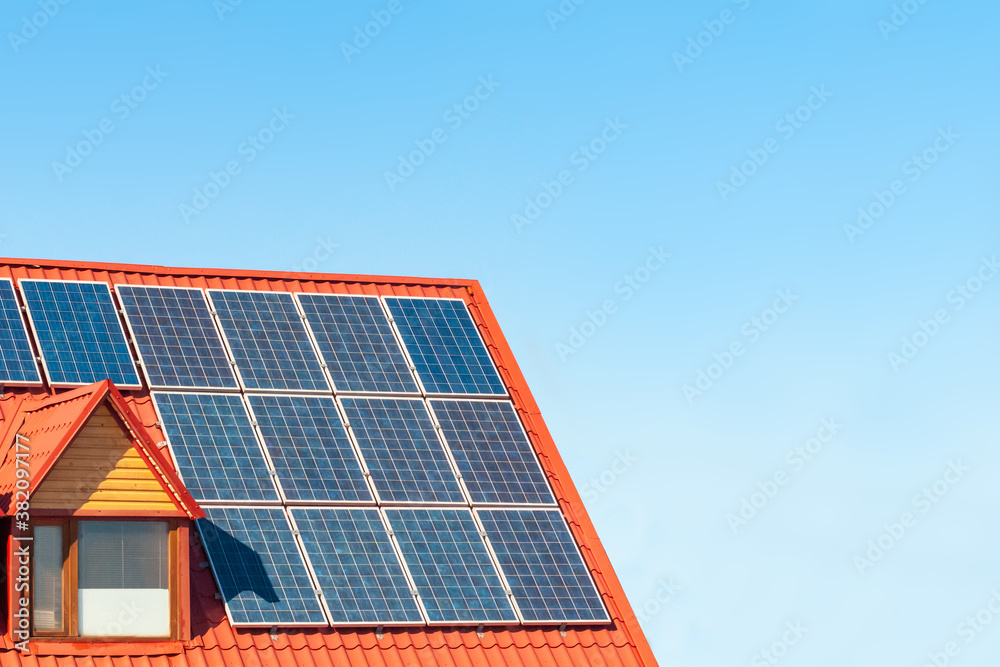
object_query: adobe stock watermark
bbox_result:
[716,85,833,202]
[887,255,997,372]
[580,449,639,503]
[727,418,842,534]
[853,459,970,575]
[178,107,295,223]
[683,289,799,403]
[383,76,501,192]
[751,621,808,667]
[291,235,339,272]
[672,0,753,74]
[877,0,932,40]
[545,0,588,31]
[12,434,32,654]
[555,246,669,361]
[843,126,959,243]
[8,0,71,54]
[340,0,412,63]
[51,66,169,183]
[511,117,627,233]
[635,577,683,624]
[214,0,244,21]
[917,590,1000,667]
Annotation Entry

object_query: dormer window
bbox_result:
[31,519,177,638]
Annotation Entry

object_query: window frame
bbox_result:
[29,517,181,641]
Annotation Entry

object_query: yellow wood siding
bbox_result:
[32,403,177,511]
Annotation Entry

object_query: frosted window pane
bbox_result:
[33,526,63,631]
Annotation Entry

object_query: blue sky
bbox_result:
[3,0,999,663]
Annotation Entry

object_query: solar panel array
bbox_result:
[0,277,606,628]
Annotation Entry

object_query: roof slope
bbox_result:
[0,257,657,667]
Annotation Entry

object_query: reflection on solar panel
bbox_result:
[0,279,41,385]
[20,280,140,387]
[292,508,423,625]
[430,399,555,505]
[199,506,327,626]
[298,293,419,394]
[385,508,517,624]
[341,397,463,504]
[246,395,372,503]
[208,290,328,392]
[477,508,608,624]
[117,285,238,390]
[154,392,279,503]
[384,297,505,396]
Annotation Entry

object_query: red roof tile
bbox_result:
[0,257,657,667]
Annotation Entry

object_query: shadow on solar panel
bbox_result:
[198,520,279,604]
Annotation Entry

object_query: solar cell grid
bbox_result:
[0,279,41,384]
[292,508,424,625]
[199,506,327,626]
[385,508,517,624]
[298,293,419,393]
[430,399,555,505]
[477,508,609,624]
[117,285,238,389]
[208,289,329,392]
[384,297,506,396]
[20,279,140,387]
[246,394,372,503]
[340,397,464,504]
[154,392,280,503]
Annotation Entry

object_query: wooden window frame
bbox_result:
[28,517,181,641]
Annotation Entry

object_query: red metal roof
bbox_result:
[0,257,658,667]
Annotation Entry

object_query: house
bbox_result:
[0,257,657,667]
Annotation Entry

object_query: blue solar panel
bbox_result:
[0,279,41,385]
[383,297,506,396]
[20,280,140,387]
[246,395,372,503]
[208,290,329,392]
[430,399,555,505]
[385,508,517,624]
[298,293,419,394]
[117,285,238,390]
[340,397,463,504]
[292,508,423,625]
[199,506,327,626]
[154,392,280,503]
[477,509,609,624]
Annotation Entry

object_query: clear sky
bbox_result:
[3,1,999,664]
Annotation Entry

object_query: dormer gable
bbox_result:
[0,380,202,519]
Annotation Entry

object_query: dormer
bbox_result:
[0,381,202,648]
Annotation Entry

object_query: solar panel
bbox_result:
[340,397,463,504]
[476,508,609,624]
[246,394,372,503]
[384,508,517,624]
[297,293,419,394]
[207,290,329,392]
[154,392,280,503]
[0,279,41,385]
[199,506,327,626]
[117,285,238,390]
[20,279,140,387]
[291,508,424,625]
[383,297,506,396]
[430,399,555,505]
